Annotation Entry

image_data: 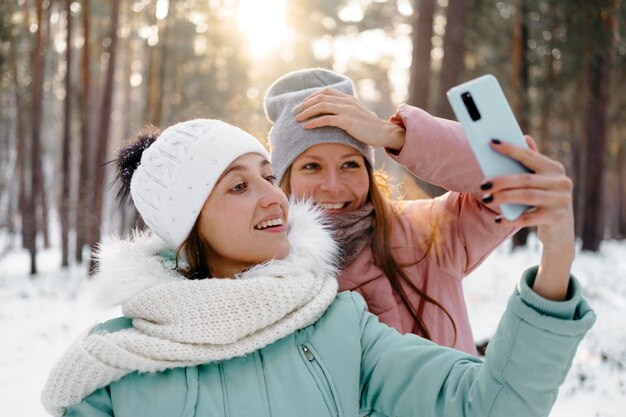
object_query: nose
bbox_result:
[319,170,343,193]
[258,178,288,208]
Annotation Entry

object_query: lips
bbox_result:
[254,217,284,230]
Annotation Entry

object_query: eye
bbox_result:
[265,175,277,184]
[300,162,321,171]
[230,182,247,193]
[342,160,361,169]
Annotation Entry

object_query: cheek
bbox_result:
[355,173,370,200]
[289,173,315,198]
[200,213,247,255]
[197,215,220,247]
[198,202,241,244]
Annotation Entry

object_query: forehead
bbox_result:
[298,143,362,160]
[222,153,270,174]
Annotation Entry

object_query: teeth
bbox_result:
[255,217,284,230]
[319,202,344,210]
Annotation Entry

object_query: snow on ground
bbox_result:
[464,236,626,417]
[0,236,624,416]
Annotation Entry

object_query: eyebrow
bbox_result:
[300,152,362,160]
[220,158,271,179]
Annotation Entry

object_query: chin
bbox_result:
[250,244,291,264]
[279,246,292,259]
[272,242,291,260]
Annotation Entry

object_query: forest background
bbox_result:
[0,0,624,274]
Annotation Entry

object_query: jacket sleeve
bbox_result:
[387,104,518,275]
[387,104,483,193]
[63,387,113,417]
[356,267,596,417]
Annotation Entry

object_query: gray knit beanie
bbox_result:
[264,68,374,184]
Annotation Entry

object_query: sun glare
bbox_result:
[237,0,287,57]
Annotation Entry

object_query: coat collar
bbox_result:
[92,199,338,307]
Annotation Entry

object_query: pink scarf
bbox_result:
[328,202,374,268]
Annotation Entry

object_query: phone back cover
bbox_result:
[447,74,530,220]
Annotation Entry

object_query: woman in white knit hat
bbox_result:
[41,118,594,417]
[264,68,573,355]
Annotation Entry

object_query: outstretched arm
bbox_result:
[293,88,486,193]
[482,137,574,300]
[356,266,594,417]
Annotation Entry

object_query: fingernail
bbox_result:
[482,194,493,204]
[495,216,502,223]
[491,138,502,144]
[292,103,305,116]
[480,181,493,191]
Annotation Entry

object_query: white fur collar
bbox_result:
[92,199,338,306]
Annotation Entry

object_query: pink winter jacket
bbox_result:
[338,104,517,355]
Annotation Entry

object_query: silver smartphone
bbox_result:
[447,74,532,221]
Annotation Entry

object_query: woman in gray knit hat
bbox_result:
[264,68,575,355]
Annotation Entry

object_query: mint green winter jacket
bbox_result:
[64,267,594,417]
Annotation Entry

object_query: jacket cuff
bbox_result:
[517,265,581,320]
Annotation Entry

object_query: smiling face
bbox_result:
[288,143,369,214]
[198,153,290,278]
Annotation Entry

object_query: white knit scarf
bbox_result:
[41,200,339,416]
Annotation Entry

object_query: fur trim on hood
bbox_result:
[91,199,338,306]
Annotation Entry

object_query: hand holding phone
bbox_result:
[447,74,532,221]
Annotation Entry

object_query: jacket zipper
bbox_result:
[300,344,339,417]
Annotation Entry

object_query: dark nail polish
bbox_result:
[480,181,493,191]
[495,216,502,223]
[491,138,502,144]
[482,194,493,204]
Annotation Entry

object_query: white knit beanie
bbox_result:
[264,68,374,184]
[130,119,269,248]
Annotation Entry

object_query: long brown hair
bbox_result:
[175,217,213,279]
[280,162,457,341]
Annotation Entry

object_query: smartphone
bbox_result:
[447,74,532,221]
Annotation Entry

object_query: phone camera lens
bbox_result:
[461,91,482,121]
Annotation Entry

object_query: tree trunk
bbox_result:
[435,0,471,119]
[538,5,557,155]
[7,6,31,258]
[61,0,73,267]
[580,0,616,251]
[511,0,532,249]
[39,169,50,249]
[414,0,470,197]
[618,143,626,238]
[35,1,52,249]
[143,0,169,127]
[88,0,121,273]
[75,0,91,263]
[28,0,47,275]
[408,0,435,111]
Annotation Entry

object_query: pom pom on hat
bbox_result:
[115,125,160,205]
[128,119,269,248]
[264,68,374,184]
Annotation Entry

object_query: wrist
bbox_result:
[534,250,574,301]
[384,122,406,151]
